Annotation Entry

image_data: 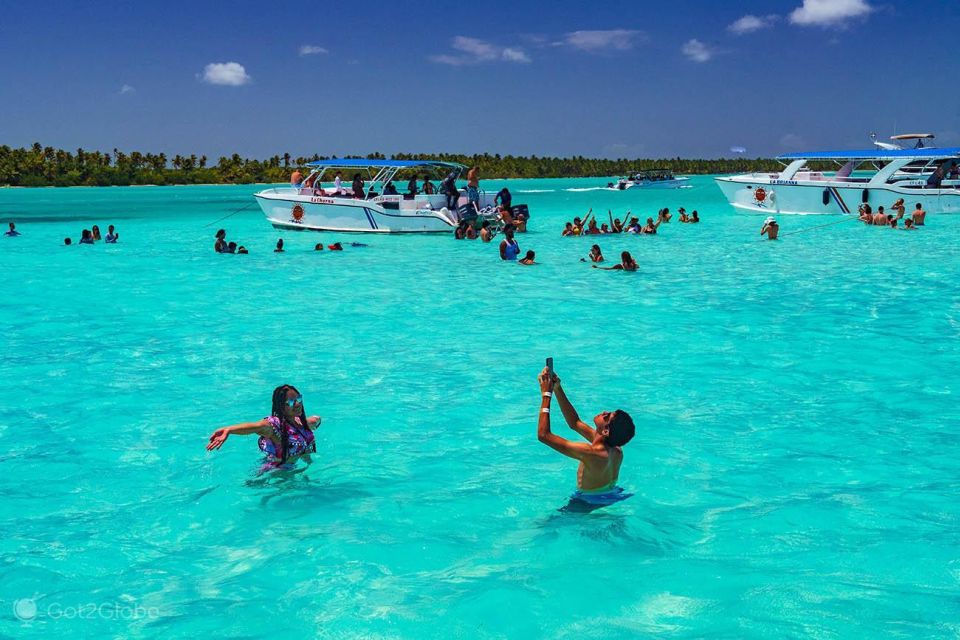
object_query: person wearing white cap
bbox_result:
[760,216,779,240]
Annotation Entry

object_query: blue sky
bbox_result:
[1,0,957,159]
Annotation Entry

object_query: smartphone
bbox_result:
[545,357,554,374]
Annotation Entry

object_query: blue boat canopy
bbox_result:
[305,158,465,169]
[778,147,960,161]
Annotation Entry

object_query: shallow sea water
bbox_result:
[1,177,959,638]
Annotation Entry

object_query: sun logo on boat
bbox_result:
[753,187,767,207]
[291,204,304,223]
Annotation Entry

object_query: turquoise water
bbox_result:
[1,177,959,638]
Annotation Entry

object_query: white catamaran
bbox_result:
[715,140,960,215]
[254,159,522,233]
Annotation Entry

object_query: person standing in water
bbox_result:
[207,384,321,471]
[536,367,635,512]
[760,217,779,240]
[105,225,119,243]
[913,202,926,226]
[499,225,520,261]
[466,166,481,213]
[4,222,20,237]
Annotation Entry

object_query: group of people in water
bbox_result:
[62,224,118,245]
[561,207,699,237]
[857,200,926,230]
[209,364,637,512]
[215,228,364,254]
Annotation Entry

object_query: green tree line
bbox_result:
[0,143,785,187]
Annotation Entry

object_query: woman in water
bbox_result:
[207,384,321,469]
[275,238,284,252]
[588,244,604,263]
[92,225,102,241]
[593,251,637,272]
[215,229,227,252]
[79,229,94,244]
[519,250,536,265]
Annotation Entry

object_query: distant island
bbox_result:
[0,143,782,187]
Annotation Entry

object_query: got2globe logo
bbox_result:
[291,204,305,223]
[13,598,38,621]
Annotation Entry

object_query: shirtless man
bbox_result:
[290,169,302,187]
[760,216,779,240]
[537,367,635,511]
[872,208,888,226]
[913,203,926,226]
[891,198,905,220]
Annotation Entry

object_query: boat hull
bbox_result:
[715,176,960,215]
[611,177,691,191]
[254,189,502,233]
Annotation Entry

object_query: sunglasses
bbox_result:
[285,395,303,408]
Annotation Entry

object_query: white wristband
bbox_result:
[542,392,552,398]
[541,408,550,413]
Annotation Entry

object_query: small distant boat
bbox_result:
[605,169,690,191]
[254,158,522,233]
[715,137,960,215]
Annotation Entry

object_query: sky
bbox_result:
[0,0,958,159]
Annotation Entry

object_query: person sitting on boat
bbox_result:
[206,384,321,472]
[519,250,536,265]
[593,251,638,272]
[641,217,660,235]
[290,169,303,188]
[384,181,399,196]
[562,222,575,237]
[536,366,635,512]
[913,203,926,226]
[499,225,520,261]
[442,170,460,210]
[423,177,436,195]
[352,174,365,199]
[760,217,779,240]
[480,220,494,242]
[658,208,672,223]
[406,175,418,198]
[494,187,512,210]
[333,171,345,195]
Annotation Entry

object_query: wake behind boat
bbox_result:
[606,169,690,191]
[255,159,525,233]
[715,144,960,215]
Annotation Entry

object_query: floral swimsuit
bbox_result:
[258,416,315,463]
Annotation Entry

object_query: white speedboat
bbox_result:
[715,145,960,215]
[606,169,690,191]
[255,159,518,233]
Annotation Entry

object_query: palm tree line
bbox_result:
[0,143,786,187]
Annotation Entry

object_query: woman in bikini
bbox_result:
[206,384,321,470]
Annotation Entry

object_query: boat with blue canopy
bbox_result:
[715,142,960,215]
[254,158,523,233]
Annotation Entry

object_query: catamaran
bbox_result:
[606,169,690,191]
[254,159,522,233]
[715,144,960,215]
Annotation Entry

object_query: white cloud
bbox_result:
[789,0,872,27]
[201,62,251,86]
[299,45,328,56]
[119,84,135,94]
[681,39,714,63]
[728,14,778,35]
[430,36,531,65]
[561,29,643,52]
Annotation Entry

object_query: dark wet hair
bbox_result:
[524,250,535,260]
[605,410,635,447]
[270,384,314,463]
[64,237,72,245]
[216,229,226,239]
